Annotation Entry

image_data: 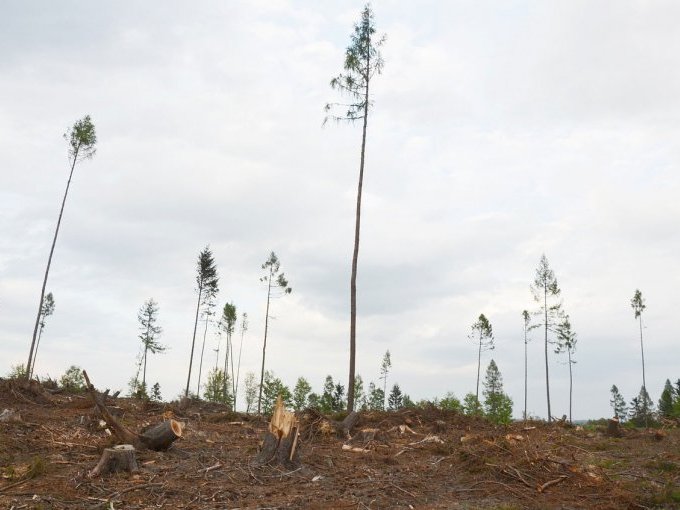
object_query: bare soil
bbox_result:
[1,381,679,509]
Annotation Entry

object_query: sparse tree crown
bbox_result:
[324,5,385,124]
[64,115,97,162]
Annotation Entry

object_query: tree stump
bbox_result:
[606,417,622,437]
[254,397,300,469]
[88,444,138,477]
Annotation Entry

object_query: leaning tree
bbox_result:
[27,116,96,379]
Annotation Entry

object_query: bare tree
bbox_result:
[630,289,647,393]
[530,254,563,422]
[184,246,219,398]
[325,5,385,411]
[26,116,96,379]
[234,312,248,405]
[257,252,292,414]
[138,298,165,389]
[555,314,577,423]
[469,314,494,402]
[522,310,530,420]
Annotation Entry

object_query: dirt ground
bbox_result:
[1,381,679,509]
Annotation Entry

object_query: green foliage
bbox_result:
[324,4,385,124]
[659,379,675,418]
[261,371,291,415]
[138,298,165,386]
[197,246,219,298]
[64,115,97,162]
[629,385,654,427]
[318,375,345,413]
[292,377,312,410]
[463,393,483,416]
[530,254,563,421]
[367,381,385,411]
[203,368,233,407]
[470,314,494,351]
[388,383,403,410]
[307,392,320,409]
[610,385,628,420]
[353,375,366,410]
[483,360,513,424]
[151,382,162,402]
[261,252,292,294]
[402,394,415,408]
[131,381,148,400]
[59,365,85,393]
[243,371,258,413]
[439,392,462,412]
[7,364,27,380]
[630,289,646,319]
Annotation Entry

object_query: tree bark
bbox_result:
[524,326,528,421]
[88,445,138,478]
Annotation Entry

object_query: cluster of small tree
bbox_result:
[611,379,680,427]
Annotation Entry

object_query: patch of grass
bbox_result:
[650,483,680,505]
[644,459,678,473]
[26,456,47,479]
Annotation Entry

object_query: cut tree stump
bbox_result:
[89,444,138,477]
[83,370,183,451]
[254,397,300,469]
[606,417,622,438]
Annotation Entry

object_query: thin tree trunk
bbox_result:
[142,346,148,389]
[257,267,273,414]
[348,46,370,413]
[27,145,80,379]
[223,331,229,402]
[234,327,245,406]
[568,349,573,423]
[475,333,482,401]
[29,324,45,379]
[142,320,151,388]
[197,315,209,396]
[185,287,202,398]
[544,285,552,422]
[524,325,528,421]
[639,315,647,427]
[639,315,646,392]
[230,329,236,399]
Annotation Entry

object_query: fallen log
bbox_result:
[83,370,182,451]
[89,444,138,477]
[254,397,300,469]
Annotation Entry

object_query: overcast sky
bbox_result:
[2,1,679,419]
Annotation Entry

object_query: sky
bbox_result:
[2,1,679,420]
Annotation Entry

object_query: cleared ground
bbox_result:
[1,381,679,509]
